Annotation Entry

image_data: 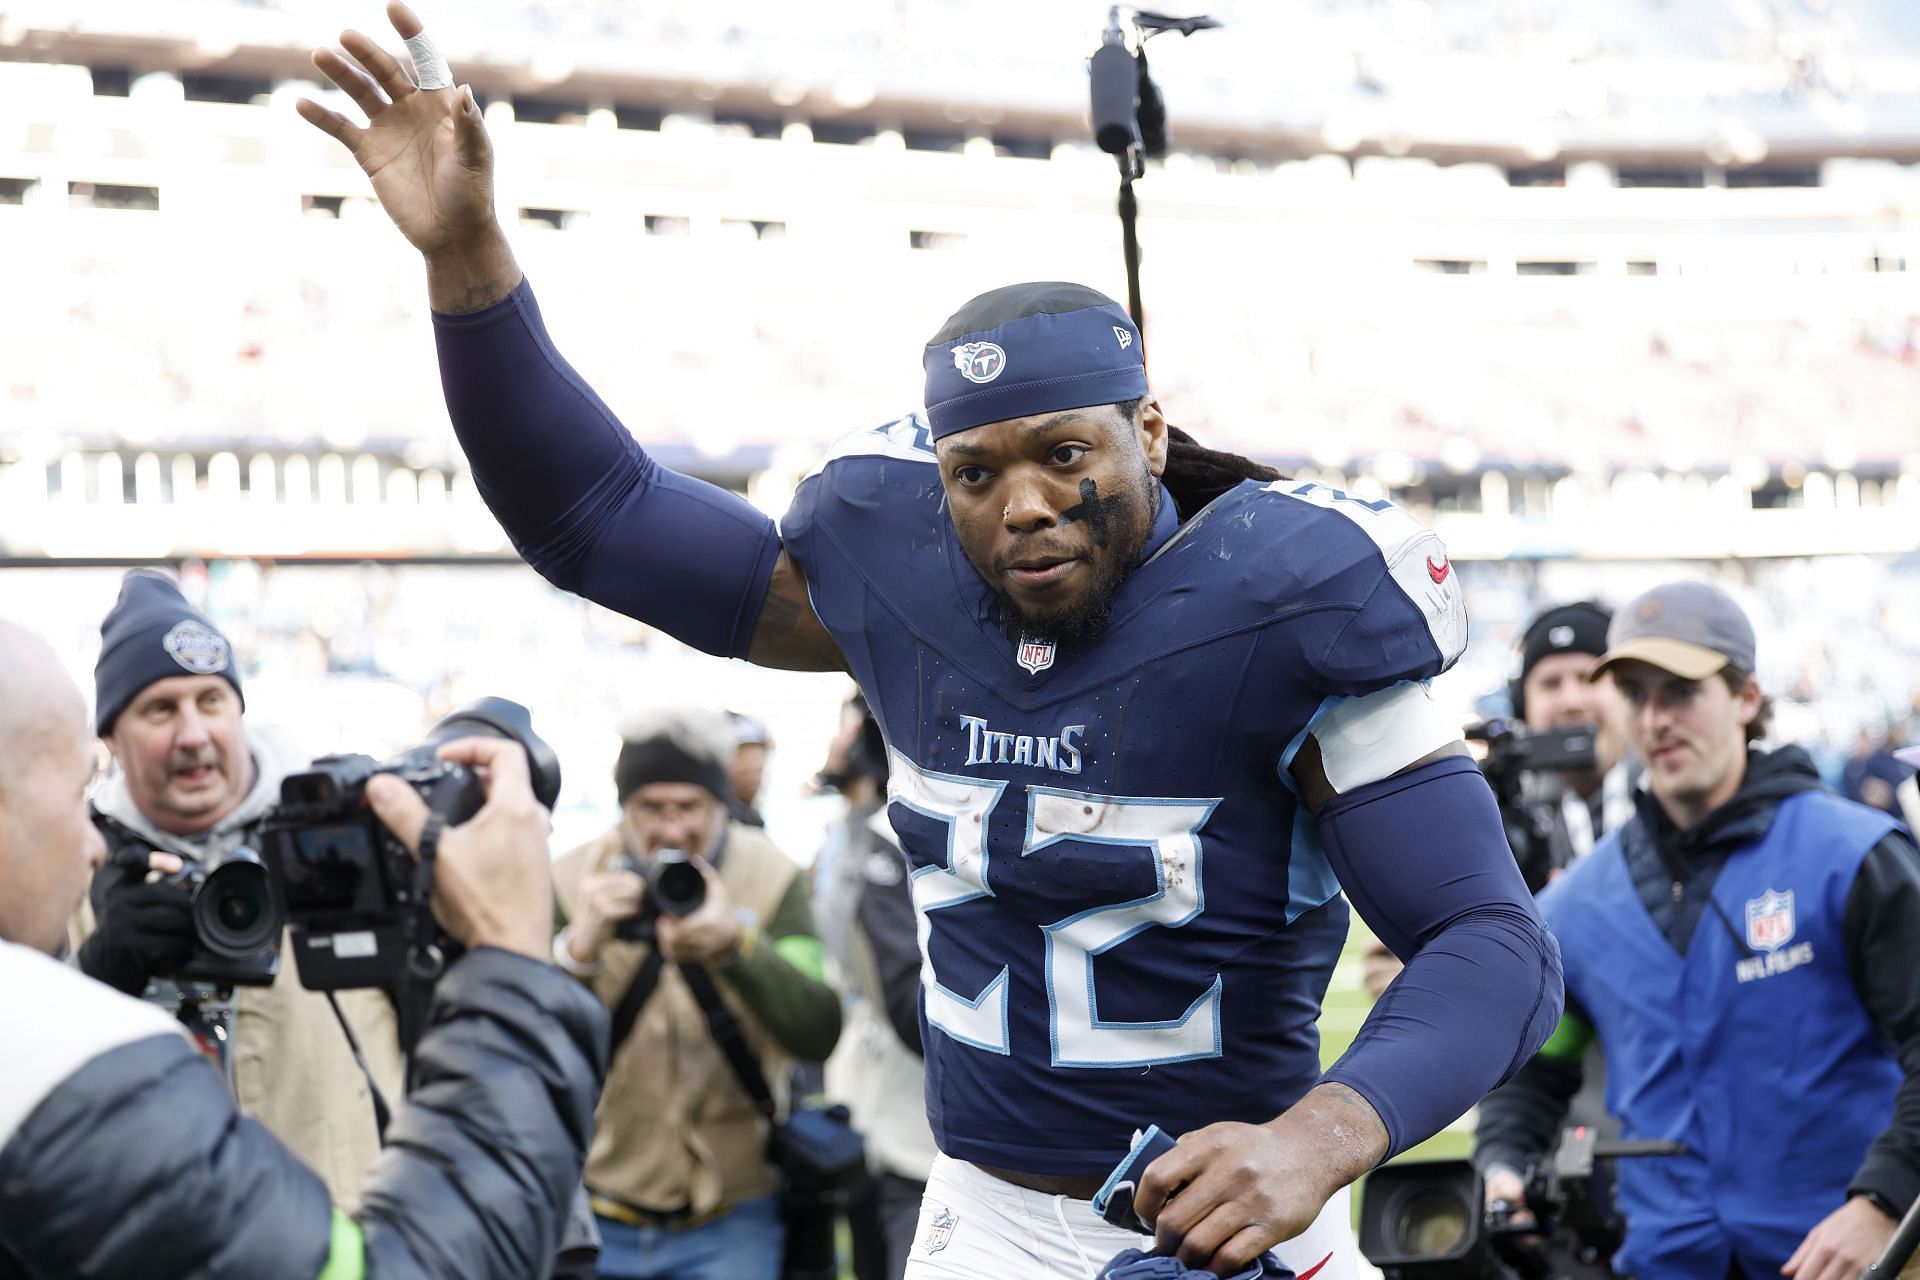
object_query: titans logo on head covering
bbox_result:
[951,341,1007,384]
[922,282,1146,439]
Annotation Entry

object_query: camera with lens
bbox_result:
[259,697,560,992]
[1359,1126,1682,1280]
[163,846,282,988]
[1464,719,1597,894]
[608,847,707,941]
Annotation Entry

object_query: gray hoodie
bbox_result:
[90,724,309,866]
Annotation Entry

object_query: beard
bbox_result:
[980,464,1159,647]
[994,563,1122,645]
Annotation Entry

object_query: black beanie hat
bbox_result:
[1519,601,1613,683]
[614,735,731,805]
[94,570,244,735]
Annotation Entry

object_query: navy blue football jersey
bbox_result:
[780,413,1468,1176]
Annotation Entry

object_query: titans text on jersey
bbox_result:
[780,412,1468,1177]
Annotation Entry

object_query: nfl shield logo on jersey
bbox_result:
[1016,636,1055,674]
[1746,888,1795,952]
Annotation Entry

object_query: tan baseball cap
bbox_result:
[1589,581,1756,682]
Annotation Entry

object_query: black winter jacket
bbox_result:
[0,939,607,1279]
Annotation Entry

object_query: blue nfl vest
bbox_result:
[1542,790,1900,1279]
[780,413,1469,1174]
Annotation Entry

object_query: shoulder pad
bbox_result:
[1265,480,1468,668]
[805,411,938,479]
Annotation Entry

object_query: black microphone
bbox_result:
[1090,9,1140,157]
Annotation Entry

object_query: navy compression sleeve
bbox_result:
[432,281,783,658]
[1314,754,1563,1158]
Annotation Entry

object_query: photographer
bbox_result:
[73,569,406,1207]
[552,709,842,1280]
[1508,602,1636,870]
[1362,601,1634,1000]
[1477,583,1920,1280]
[0,617,607,1279]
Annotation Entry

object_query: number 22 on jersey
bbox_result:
[888,751,1223,1069]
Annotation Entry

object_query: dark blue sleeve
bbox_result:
[432,281,782,658]
[1314,755,1564,1158]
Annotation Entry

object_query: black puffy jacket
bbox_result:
[0,939,607,1279]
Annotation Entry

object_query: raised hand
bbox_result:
[297,3,520,309]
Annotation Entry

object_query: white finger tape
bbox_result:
[404,32,454,90]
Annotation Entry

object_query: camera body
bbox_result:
[608,847,707,941]
[1465,719,1598,893]
[260,747,484,991]
[259,696,561,992]
[164,848,281,988]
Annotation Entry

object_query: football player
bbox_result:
[299,9,1563,1276]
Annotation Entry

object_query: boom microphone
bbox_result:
[1090,8,1141,158]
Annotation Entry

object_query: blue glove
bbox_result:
[1092,1127,1295,1280]
[1093,1125,1179,1235]
[1096,1247,1294,1280]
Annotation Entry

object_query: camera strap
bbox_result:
[607,947,668,1057]
[681,963,778,1120]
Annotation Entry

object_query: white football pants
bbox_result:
[902,1152,1359,1280]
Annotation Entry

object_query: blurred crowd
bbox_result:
[11,216,1920,478]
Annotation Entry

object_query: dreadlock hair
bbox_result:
[1111,398,1288,522]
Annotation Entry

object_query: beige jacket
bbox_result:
[553,823,800,1214]
[83,728,406,1210]
[231,948,405,1210]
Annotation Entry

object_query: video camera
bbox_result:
[1463,719,1597,894]
[256,696,561,992]
[609,847,708,941]
[1358,1126,1682,1280]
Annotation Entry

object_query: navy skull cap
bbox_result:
[93,569,244,735]
[922,282,1149,440]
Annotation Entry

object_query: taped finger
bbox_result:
[405,31,454,91]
